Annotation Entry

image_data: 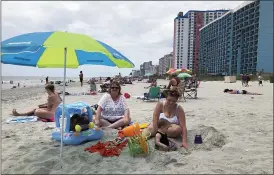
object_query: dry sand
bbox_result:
[1,80,273,174]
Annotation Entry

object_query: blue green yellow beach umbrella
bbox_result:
[1,31,135,157]
[1,31,134,68]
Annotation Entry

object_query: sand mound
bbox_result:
[187,125,227,151]
[148,125,227,154]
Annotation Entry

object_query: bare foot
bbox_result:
[12,109,20,116]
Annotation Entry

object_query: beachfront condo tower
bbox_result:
[173,10,228,72]
[199,0,273,76]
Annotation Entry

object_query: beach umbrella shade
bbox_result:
[165,68,176,75]
[1,31,135,157]
[175,68,192,74]
[178,73,192,79]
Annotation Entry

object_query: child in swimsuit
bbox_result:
[70,113,90,132]
[155,119,177,151]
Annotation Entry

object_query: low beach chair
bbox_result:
[143,86,161,101]
[184,87,197,99]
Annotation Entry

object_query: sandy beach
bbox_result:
[1,79,273,174]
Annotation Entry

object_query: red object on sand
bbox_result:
[84,139,128,157]
[40,116,55,122]
[124,93,130,99]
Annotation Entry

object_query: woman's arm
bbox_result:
[95,94,107,126]
[47,96,53,110]
[152,102,162,132]
[122,96,131,125]
[123,109,131,125]
[95,106,103,125]
[38,103,48,108]
[177,105,188,148]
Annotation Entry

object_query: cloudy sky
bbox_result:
[2,1,244,78]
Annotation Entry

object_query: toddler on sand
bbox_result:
[155,119,177,151]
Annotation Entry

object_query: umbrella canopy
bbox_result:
[174,68,192,74]
[165,68,176,75]
[1,31,135,157]
[1,31,134,68]
[178,73,192,79]
[144,73,153,77]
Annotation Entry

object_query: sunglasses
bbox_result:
[111,87,119,90]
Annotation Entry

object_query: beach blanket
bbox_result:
[6,116,55,124]
[63,92,96,96]
[6,116,38,124]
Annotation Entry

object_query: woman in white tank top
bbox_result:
[143,88,188,149]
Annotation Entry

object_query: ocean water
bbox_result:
[1,76,79,90]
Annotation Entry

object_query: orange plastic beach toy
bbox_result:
[121,123,141,137]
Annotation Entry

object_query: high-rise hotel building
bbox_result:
[173,10,228,72]
[199,0,273,75]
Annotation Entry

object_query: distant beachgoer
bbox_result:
[155,119,177,151]
[223,89,262,95]
[258,75,263,86]
[246,75,250,86]
[163,74,183,98]
[143,88,188,149]
[145,79,157,89]
[94,81,131,129]
[12,84,62,119]
[79,71,83,87]
[18,83,20,87]
[89,78,97,92]
[241,74,247,87]
[45,76,49,84]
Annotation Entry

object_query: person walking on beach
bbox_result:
[246,75,250,86]
[45,76,49,84]
[258,75,263,86]
[79,71,84,87]
[12,84,62,119]
[241,74,247,87]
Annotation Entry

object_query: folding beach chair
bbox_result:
[184,78,198,99]
[143,86,161,101]
[184,87,197,99]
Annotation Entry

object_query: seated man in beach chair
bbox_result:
[143,86,161,101]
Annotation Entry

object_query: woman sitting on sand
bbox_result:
[12,84,62,119]
[94,81,131,129]
[223,89,262,95]
[143,87,188,149]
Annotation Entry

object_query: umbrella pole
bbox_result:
[60,47,67,157]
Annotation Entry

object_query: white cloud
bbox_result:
[1,1,245,77]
